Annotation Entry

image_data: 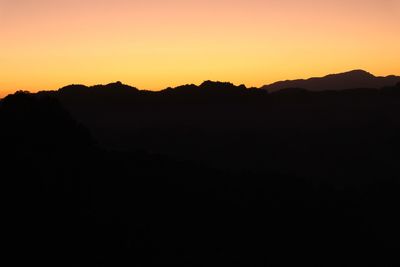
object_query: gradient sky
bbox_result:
[1,0,399,96]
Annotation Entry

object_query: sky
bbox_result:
[1,0,399,96]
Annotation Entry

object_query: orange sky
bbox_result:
[1,0,399,97]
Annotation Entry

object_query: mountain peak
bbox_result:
[106,81,123,87]
[57,82,139,95]
[59,84,89,93]
[200,81,246,90]
[162,81,248,94]
[102,81,136,89]
[262,70,400,92]
[330,69,374,78]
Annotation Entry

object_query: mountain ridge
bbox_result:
[3,70,399,100]
[54,69,400,94]
[261,69,400,92]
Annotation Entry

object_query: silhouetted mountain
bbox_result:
[1,91,94,153]
[59,81,139,94]
[164,81,247,93]
[3,76,400,266]
[159,81,253,98]
[262,70,400,92]
[35,77,400,180]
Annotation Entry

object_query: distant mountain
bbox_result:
[36,80,266,107]
[58,81,139,95]
[163,81,247,94]
[261,70,400,92]
[56,80,249,95]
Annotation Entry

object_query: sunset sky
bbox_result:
[1,0,399,96]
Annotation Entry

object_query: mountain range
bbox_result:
[261,69,400,92]
[2,69,400,266]
[25,69,399,97]
[29,72,400,177]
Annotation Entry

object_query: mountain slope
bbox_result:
[261,70,400,92]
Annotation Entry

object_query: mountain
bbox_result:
[29,78,400,177]
[58,81,139,95]
[261,70,400,92]
[3,81,400,266]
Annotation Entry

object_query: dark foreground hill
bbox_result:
[261,69,400,92]
[38,79,400,181]
[2,79,400,266]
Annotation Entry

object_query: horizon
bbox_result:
[1,0,400,97]
[1,69,399,98]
